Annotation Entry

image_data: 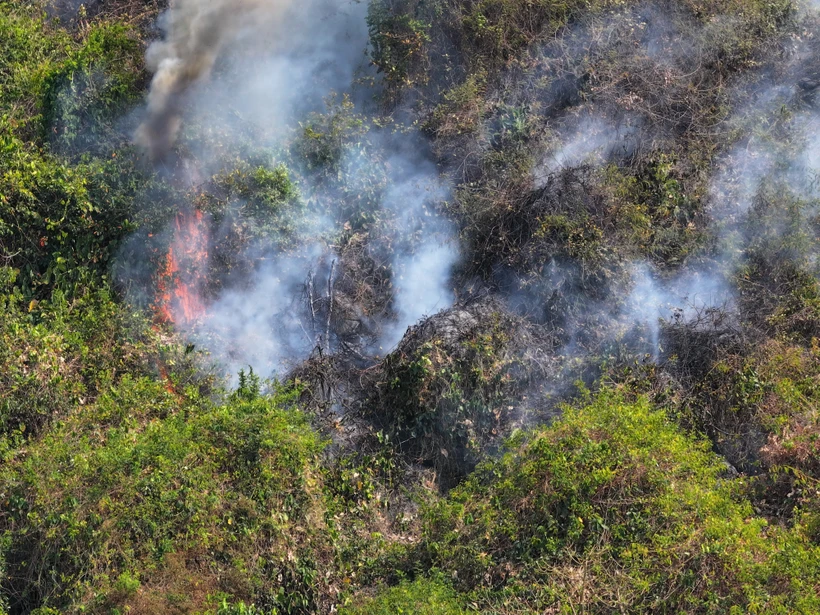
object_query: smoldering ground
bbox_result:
[122,0,820,394]
[123,0,459,379]
[401,0,820,388]
[533,2,820,361]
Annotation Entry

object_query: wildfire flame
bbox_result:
[155,209,209,326]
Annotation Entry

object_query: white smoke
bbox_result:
[372,149,459,349]
[533,112,641,186]
[195,246,325,376]
[131,0,458,378]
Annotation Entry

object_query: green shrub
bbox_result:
[295,95,368,172]
[0,3,75,135]
[340,577,465,614]
[0,120,98,294]
[0,5,150,298]
[0,383,328,614]
[0,269,157,450]
[418,391,820,612]
[209,163,303,244]
[425,73,487,139]
[290,96,392,234]
[604,156,704,267]
[367,0,431,90]
[0,4,143,150]
[42,22,143,156]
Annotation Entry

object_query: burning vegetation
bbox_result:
[3,0,820,613]
[154,209,209,326]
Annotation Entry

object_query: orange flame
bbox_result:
[154,209,208,326]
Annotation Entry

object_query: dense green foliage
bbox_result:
[1,380,328,613]
[418,392,820,613]
[0,3,144,297]
[2,0,820,614]
[0,272,153,448]
[341,577,465,614]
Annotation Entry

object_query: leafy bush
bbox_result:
[368,0,431,91]
[0,3,76,135]
[0,121,99,295]
[0,268,157,450]
[425,73,487,139]
[0,4,143,151]
[604,156,704,267]
[417,392,820,612]
[340,577,465,614]
[42,21,143,157]
[0,384,328,614]
[0,4,149,298]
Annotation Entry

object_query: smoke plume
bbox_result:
[124,0,459,380]
[136,0,291,161]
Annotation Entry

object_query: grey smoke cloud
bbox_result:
[180,0,369,155]
[622,263,737,361]
[136,0,293,161]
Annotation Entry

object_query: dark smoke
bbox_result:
[136,0,289,161]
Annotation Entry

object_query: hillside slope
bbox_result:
[2,0,820,613]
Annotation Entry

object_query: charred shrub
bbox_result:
[661,308,767,471]
[737,189,820,343]
[461,166,610,280]
[366,298,541,484]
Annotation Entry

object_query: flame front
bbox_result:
[155,209,208,326]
